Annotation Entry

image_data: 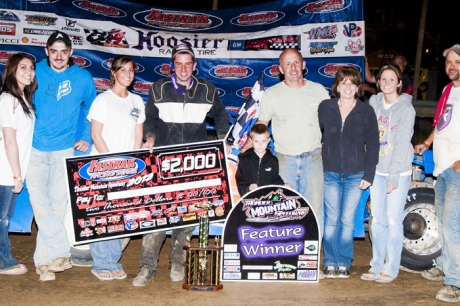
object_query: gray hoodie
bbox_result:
[369,92,415,188]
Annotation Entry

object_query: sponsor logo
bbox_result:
[309,41,338,55]
[125,219,139,231]
[62,19,81,32]
[154,63,172,77]
[133,9,223,31]
[298,261,317,268]
[78,155,146,181]
[0,11,20,22]
[78,220,91,228]
[298,255,318,260]
[230,11,284,26]
[157,218,167,226]
[73,0,127,17]
[279,273,295,279]
[25,15,57,26]
[0,38,19,44]
[0,51,36,65]
[215,206,225,217]
[235,87,252,99]
[93,77,110,93]
[242,188,309,222]
[224,253,240,259]
[124,211,149,220]
[318,63,361,78]
[151,209,163,217]
[96,218,106,224]
[140,220,156,229]
[23,28,55,35]
[107,215,122,223]
[95,226,106,235]
[223,272,241,279]
[0,23,15,35]
[210,65,253,79]
[169,216,181,224]
[262,273,278,279]
[182,213,196,222]
[345,39,364,54]
[177,206,188,213]
[263,65,281,79]
[84,28,129,48]
[273,260,297,272]
[163,206,177,215]
[71,55,92,68]
[132,82,152,96]
[217,87,225,98]
[80,228,93,237]
[228,35,299,51]
[107,224,124,233]
[223,266,241,272]
[305,24,337,40]
[207,209,215,217]
[297,269,317,280]
[213,200,225,206]
[343,23,362,37]
[224,260,240,266]
[299,0,351,14]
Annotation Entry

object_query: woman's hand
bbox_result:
[359,179,371,190]
[12,179,23,193]
[387,185,396,194]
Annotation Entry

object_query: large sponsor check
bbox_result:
[65,140,232,244]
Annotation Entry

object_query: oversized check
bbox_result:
[65,140,231,244]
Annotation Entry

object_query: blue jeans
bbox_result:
[277,148,324,237]
[90,239,123,272]
[323,171,363,269]
[140,227,194,270]
[0,185,19,270]
[369,174,411,278]
[27,147,73,266]
[434,168,460,288]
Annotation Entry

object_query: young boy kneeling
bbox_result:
[235,124,291,196]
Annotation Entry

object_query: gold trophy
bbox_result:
[183,202,223,291]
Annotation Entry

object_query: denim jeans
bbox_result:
[139,227,194,270]
[434,168,460,288]
[323,171,363,269]
[369,174,411,278]
[0,185,19,270]
[27,147,73,266]
[89,239,123,272]
[277,148,324,237]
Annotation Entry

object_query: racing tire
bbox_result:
[400,187,440,271]
[368,187,440,272]
[70,238,130,267]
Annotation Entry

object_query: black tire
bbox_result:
[70,238,130,267]
[400,187,441,271]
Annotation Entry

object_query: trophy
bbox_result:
[183,202,223,291]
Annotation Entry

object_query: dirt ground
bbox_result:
[1,227,447,306]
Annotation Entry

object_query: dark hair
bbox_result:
[109,55,135,87]
[0,53,37,117]
[376,65,403,95]
[331,66,364,98]
[250,123,270,138]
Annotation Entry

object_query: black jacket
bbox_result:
[144,75,229,146]
[318,97,379,184]
[236,148,285,196]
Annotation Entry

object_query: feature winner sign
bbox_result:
[221,186,320,282]
[65,140,231,244]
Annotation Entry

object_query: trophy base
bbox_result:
[182,283,223,291]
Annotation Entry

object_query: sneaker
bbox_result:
[48,257,72,273]
[422,266,444,281]
[170,263,185,282]
[361,270,379,281]
[336,266,349,279]
[436,285,460,303]
[324,266,337,278]
[132,266,156,287]
[36,265,55,281]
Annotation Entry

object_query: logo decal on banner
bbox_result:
[230,11,285,26]
[73,0,127,17]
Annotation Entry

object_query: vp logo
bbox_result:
[46,80,71,101]
[343,23,362,38]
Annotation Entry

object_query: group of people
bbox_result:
[1,29,459,303]
[0,31,229,286]
[235,46,460,303]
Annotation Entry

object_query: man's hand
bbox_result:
[359,179,371,190]
[414,142,430,155]
[74,140,90,152]
[284,182,293,189]
[142,140,154,153]
[387,185,396,194]
[249,183,258,191]
[12,179,24,194]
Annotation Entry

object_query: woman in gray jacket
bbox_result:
[361,65,416,283]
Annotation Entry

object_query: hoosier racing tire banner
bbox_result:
[65,140,231,244]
